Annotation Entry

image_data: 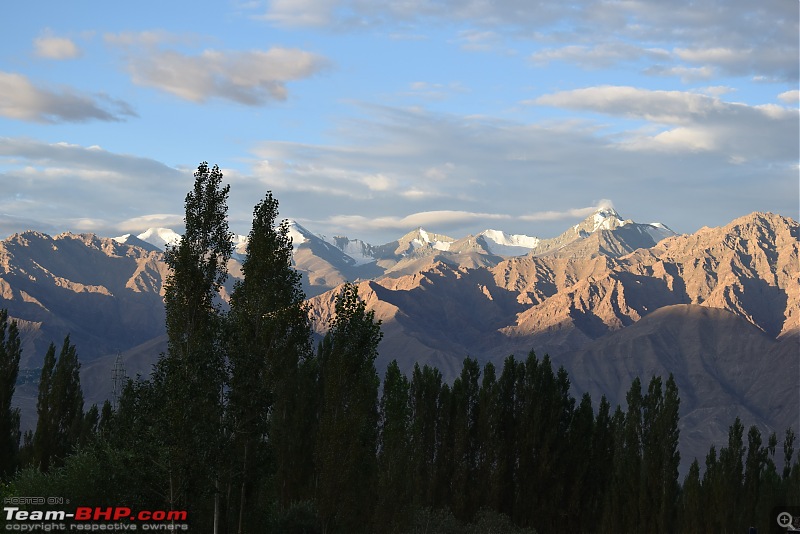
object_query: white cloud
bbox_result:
[519,206,599,221]
[698,86,736,97]
[534,86,799,161]
[644,64,716,83]
[103,30,188,47]
[779,90,799,105]
[326,210,511,232]
[125,47,328,105]
[261,0,338,27]
[0,72,137,123]
[531,43,668,69]
[116,214,185,233]
[363,173,393,191]
[33,32,81,60]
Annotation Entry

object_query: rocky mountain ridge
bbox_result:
[1,210,796,469]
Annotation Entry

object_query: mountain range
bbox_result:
[1,208,797,472]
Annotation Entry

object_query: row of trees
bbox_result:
[0,311,102,478]
[1,163,798,533]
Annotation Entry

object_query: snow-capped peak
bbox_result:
[480,229,540,249]
[285,220,309,246]
[135,228,181,250]
[592,207,626,232]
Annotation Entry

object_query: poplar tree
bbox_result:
[678,459,703,532]
[316,283,382,533]
[490,356,524,519]
[32,336,83,472]
[0,310,21,477]
[374,360,412,528]
[603,378,643,533]
[227,191,314,526]
[640,374,680,533]
[157,162,232,522]
[449,357,481,521]
[408,363,443,509]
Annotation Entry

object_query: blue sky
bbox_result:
[1,0,797,243]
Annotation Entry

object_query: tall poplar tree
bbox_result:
[157,162,232,522]
[32,336,83,472]
[408,363,443,509]
[0,310,21,477]
[227,192,314,526]
[449,357,481,521]
[374,360,412,528]
[316,283,382,533]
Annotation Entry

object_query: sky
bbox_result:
[1,0,798,244]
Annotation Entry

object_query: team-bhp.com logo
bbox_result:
[4,506,189,531]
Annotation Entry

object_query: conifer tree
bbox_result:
[0,309,21,478]
[316,283,382,533]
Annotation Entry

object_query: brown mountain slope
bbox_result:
[0,231,170,366]
[307,212,799,469]
[559,304,799,469]
[308,212,798,377]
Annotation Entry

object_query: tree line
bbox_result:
[1,163,798,533]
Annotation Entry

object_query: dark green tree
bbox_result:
[32,337,84,472]
[316,283,382,533]
[585,395,614,529]
[433,381,455,511]
[488,356,523,519]
[783,427,796,481]
[516,352,573,531]
[603,377,643,533]
[678,459,703,533]
[475,361,497,514]
[0,309,21,478]
[563,392,594,531]
[408,363,443,509]
[227,192,314,527]
[156,162,233,523]
[640,374,680,533]
[374,360,412,528]
[449,357,481,521]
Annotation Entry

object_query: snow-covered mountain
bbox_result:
[113,228,181,251]
[115,227,250,258]
[476,230,541,256]
[113,208,676,296]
